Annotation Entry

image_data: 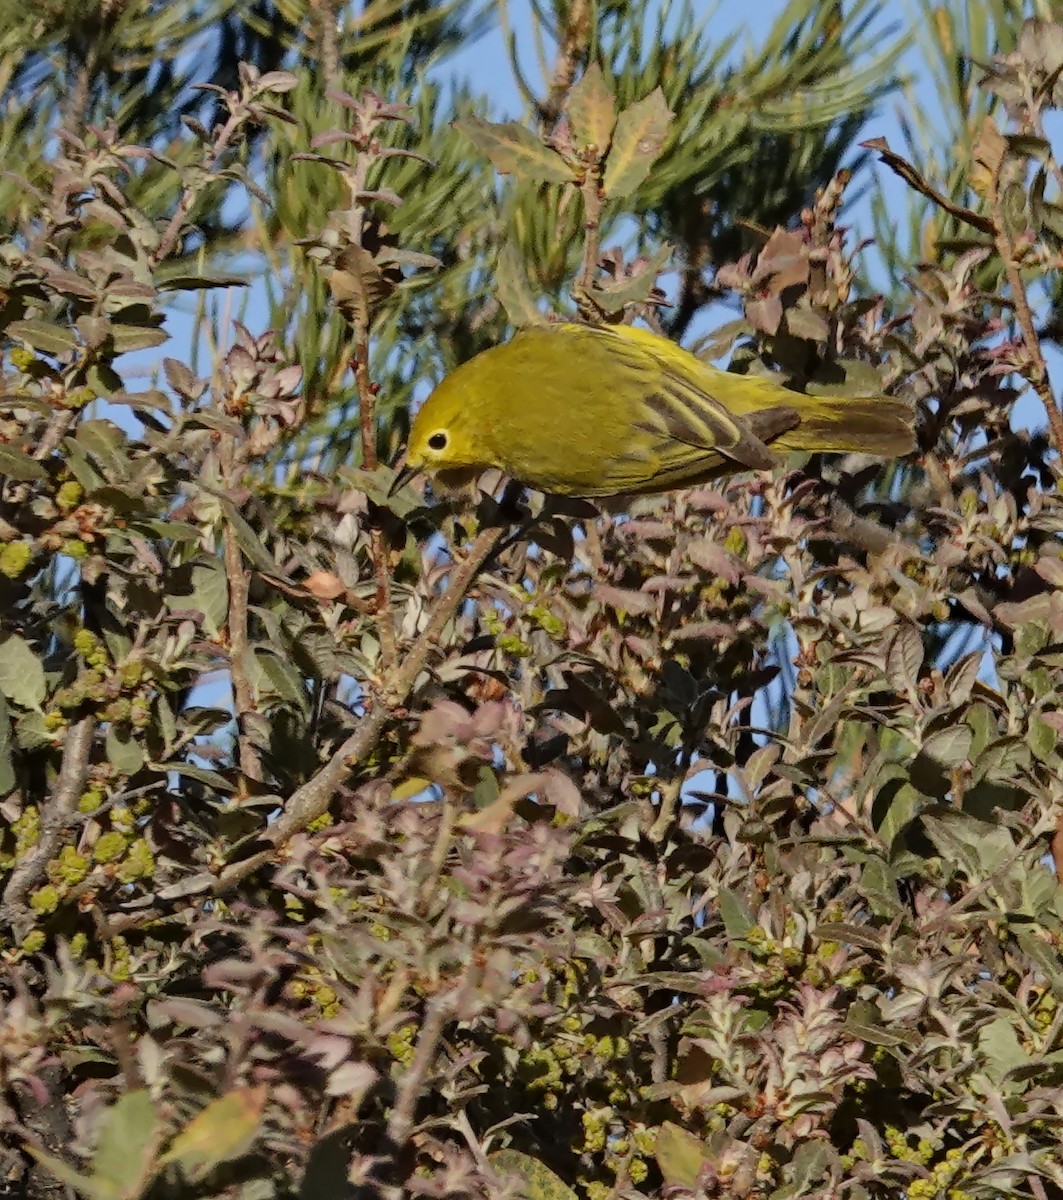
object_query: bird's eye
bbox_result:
[428,432,448,450]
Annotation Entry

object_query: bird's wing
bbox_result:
[624,371,799,493]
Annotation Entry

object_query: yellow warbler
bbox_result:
[394,322,914,498]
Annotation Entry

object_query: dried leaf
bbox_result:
[862,136,996,233]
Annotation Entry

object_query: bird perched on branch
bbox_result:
[392,322,914,499]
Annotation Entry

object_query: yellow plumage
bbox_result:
[398,323,915,498]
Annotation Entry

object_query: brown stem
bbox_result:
[32,410,76,462]
[213,524,506,894]
[153,109,245,266]
[223,523,264,790]
[218,414,263,790]
[647,777,681,844]
[352,336,398,674]
[60,54,92,143]
[1052,815,1063,887]
[576,156,604,305]
[385,993,451,1147]
[989,173,1063,459]
[541,0,591,122]
[0,716,95,939]
[313,0,341,91]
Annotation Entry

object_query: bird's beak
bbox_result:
[388,460,419,498]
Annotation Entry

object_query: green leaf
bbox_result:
[92,1090,161,1200]
[922,724,973,767]
[977,1017,1027,1083]
[186,561,229,638]
[602,87,672,199]
[16,710,53,749]
[27,1150,99,1200]
[566,63,617,153]
[7,319,78,356]
[110,325,169,353]
[718,886,755,938]
[76,420,129,478]
[844,1002,916,1048]
[162,1087,267,1181]
[454,116,575,184]
[495,240,545,328]
[106,726,145,775]
[488,1150,579,1200]
[885,624,923,701]
[654,1121,706,1188]
[157,761,235,791]
[772,1141,835,1200]
[0,444,48,480]
[255,649,310,714]
[0,694,14,795]
[590,243,673,315]
[213,492,278,574]
[0,634,46,709]
[1029,714,1057,762]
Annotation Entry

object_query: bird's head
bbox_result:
[391,368,499,494]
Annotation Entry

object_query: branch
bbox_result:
[223,523,264,790]
[213,524,505,894]
[989,168,1063,459]
[153,107,245,266]
[575,154,604,307]
[541,0,591,122]
[351,334,398,676]
[0,716,95,939]
[385,993,452,1147]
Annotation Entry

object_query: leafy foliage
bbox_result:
[3,3,1063,1200]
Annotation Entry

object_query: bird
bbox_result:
[391,322,915,499]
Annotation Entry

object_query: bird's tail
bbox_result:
[774,394,916,458]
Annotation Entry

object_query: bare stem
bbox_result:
[0,716,95,938]
[990,172,1063,459]
[385,993,451,1146]
[32,409,76,462]
[576,157,604,304]
[542,0,591,121]
[224,523,264,789]
[153,109,244,266]
[352,334,398,675]
[214,524,506,894]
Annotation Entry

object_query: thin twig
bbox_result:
[541,0,591,122]
[218,409,263,790]
[989,164,1063,458]
[385,993,452,1147]
[224,523,264,789]
[0,716,95,939]
[344,133,399,676]
[352,338,398,675]
[575,152,604,307]
[153,108,244,266]
[313,0,341,91]
[32,409,76,461]
[213,524,506,894]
